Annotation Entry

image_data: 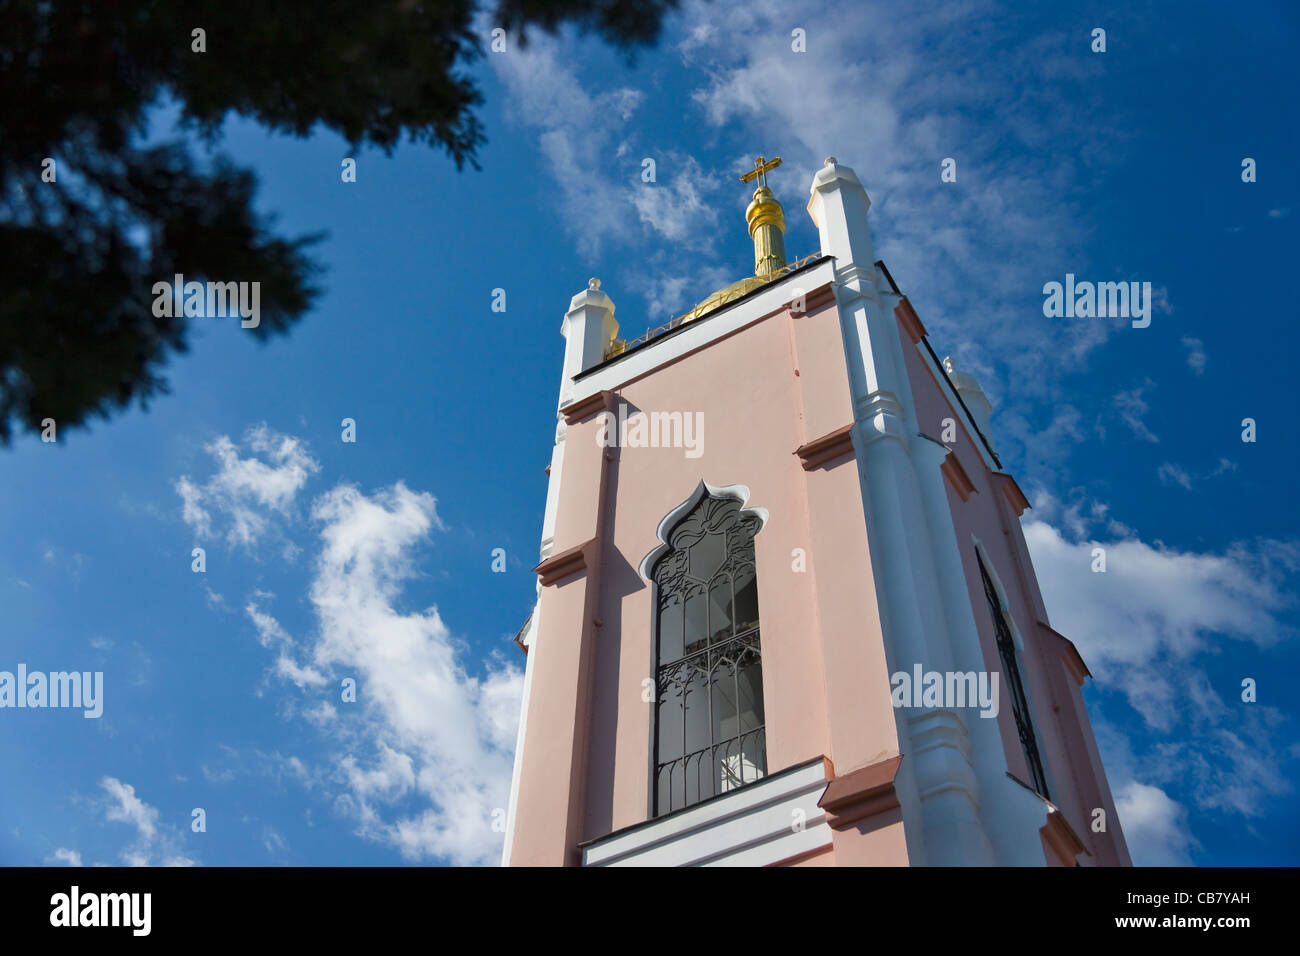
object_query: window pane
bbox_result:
[707,574,734,645]
[683,590,707,657]
[656,666,685,764]
[682,661,710,758]
[656,763,676,815]
[734,565,758,633]
[710,652,738,743]
[737,654,764,733]
[739,729,766,785]
[658,600,684,664]
[689,530,726,581]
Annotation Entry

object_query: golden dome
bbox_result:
[682,274,772,323]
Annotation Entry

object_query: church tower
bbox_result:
[502,156,1131,867]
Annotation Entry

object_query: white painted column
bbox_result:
[808,159,994,865]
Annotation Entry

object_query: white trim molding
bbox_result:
[582,758,831,867]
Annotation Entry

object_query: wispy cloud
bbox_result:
[46,847,83,867]
[1157,458,1237,491]
[53,777,197,867]
[1181,336,1207,375]
[176,423,319,549]
[1156,462,1193,490]
[629,153,720,243]
[1113,381,1160,443]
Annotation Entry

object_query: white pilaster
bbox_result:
[808,158,995,866]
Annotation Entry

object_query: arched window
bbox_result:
[648,491,766,816]
[976,550,1050,799]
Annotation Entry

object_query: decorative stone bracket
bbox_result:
[817,754,903,829]
[532,538,595,587]
[795,424,856,470]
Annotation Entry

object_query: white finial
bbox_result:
[824,157,838,166]
[588,277,601,291]
[943,355,956,375]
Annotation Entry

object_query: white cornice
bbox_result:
[571,258,837,404]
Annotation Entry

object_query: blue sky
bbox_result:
[2,0,1297,866]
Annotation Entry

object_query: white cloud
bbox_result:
[103,776,158,843]
[1150,284,1176,316]
[274,653,328,689]
[1113,381,1160,443]
[176,423,319,549]
[203,584,229,611]
[252,480,525,866]
[1114,781,1198,866]
[245,593,293,648]
[56,778,198,867]
[243,592,328,687]
[1156,457,1238,491]
[262,828,287,855]
[630,154,720,242]
[1181,336,1207,375]
[1156,462,1193,490]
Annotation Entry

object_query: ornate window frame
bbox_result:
[639,481,770,818]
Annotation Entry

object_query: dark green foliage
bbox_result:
[0,0,677,444]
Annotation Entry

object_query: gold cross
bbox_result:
[740,155,782,188]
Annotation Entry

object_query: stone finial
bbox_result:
[561,278,618,391]
[806,155,873,262]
